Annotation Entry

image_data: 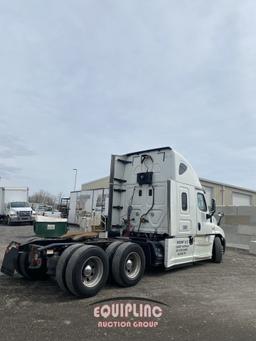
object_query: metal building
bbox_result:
[201,178,256,206]
[80,176,256,207]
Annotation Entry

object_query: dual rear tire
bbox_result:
[106,241,145,287]
[55,244,84,292]
[56,244,109,298]
[56,241,146,297]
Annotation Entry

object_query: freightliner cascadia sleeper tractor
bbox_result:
[1,147,225,297]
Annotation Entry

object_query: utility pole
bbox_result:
[73,169,78,191]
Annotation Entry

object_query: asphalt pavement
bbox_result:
[0,224,256,341]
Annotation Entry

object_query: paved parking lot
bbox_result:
[0,224,256,341]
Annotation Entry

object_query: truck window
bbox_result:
[181,192,188,211]
[10,202,30,208]
[197,193,207,212]
[179,163,187,175]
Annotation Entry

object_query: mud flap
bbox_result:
[1,243,19,276]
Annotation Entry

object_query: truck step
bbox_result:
[113,206,123,210]
[112,224,122,229]
[113,177,127,183]
[114,188,126,193]
[117,159,132,164]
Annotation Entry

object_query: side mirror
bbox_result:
[206,199,216,220]
[211,199,216,214]
[217,211,224,226]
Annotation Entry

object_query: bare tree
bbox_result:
[29,190,55,206]
[56,192,63,205]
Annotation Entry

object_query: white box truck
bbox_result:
[0,187,34,225]
[1,147,225,298]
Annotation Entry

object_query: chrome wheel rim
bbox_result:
[81,256,103,288]
[124,252,141,279]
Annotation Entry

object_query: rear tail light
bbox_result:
[30,246,42,267]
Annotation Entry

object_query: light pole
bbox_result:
[73,168,78,191]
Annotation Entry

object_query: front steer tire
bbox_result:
[212,237,223,263]
[65,245,109,298]
[111,242,145,287]
[56,244,84,293]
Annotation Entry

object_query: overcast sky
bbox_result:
[0,0,255,196]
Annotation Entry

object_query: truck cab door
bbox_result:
[165,184,195,268]
[194,191,214,259]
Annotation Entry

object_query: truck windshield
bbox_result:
[10,202,30,208]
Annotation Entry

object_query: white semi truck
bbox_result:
[1,147,225,298]
[0,187,34,225]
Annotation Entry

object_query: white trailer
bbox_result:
[1,147,225,298]
[0,187,33,225]
[68,191,81,225]
[68,188,109,227]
